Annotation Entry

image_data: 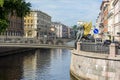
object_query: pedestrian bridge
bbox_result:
[0,37,73,45]
[0,38,75,49]
[0,38,74,55]
[0,42,74,49]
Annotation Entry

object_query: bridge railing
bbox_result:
[0,37,73,45]
[0,38,30,43]
[80,42,109,54]
[0,38,36,43]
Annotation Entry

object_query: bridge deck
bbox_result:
[0,43,74,50]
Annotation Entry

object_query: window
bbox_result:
[37,20,39,23]
[28,20,29,23]
[31,20,33,23]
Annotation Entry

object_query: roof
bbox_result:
[113,0,119,6]
[31,10,51,18]
[100,1,109,10]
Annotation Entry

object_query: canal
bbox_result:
[0,48,76,80]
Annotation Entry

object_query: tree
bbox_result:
[72,25,77,31]
[0,0,4,7]
[0,0,31,32]
[71,25,78,38]
[0,19,8,32]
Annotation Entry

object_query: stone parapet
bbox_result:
[70,50,120,80]
[0,47,33,56]
[109,43,116,57]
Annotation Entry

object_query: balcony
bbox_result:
[99,23,104,28]
[107,9,114,19]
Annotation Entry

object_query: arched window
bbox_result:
[27,30,32,37]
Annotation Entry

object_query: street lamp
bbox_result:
[50,26,56,40]
[50,27,55,32]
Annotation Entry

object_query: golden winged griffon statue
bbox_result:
[83,22,92,37]
[75,21,92,42]
[75,21,92,49]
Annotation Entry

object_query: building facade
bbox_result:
[0,13,24,38]
[68,27,75,38]
[24,10,51,39]
[77,21,85,26]
[96,0,120,41]
[51,22,69,38]
[113,0,120,41]
[96,12,102,38]
[100,1,109,40]
[107,0,114,40]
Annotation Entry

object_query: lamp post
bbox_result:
[50,26,56,41]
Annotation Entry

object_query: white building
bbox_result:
[51,22,69,38]
[107,0,114,40]
[77,21,85,26]
[113,0,120,41]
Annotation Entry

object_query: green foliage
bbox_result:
[3,0,31,17]
[0,0,4,7]
[0,0,31,32]
[72,25,77,31]
[0,19,8,32]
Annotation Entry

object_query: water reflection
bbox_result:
[0,49,76,80]
[0,52,24,80]
[22,51,37,80]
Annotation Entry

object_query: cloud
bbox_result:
[25,0,102,26]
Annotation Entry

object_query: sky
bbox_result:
[25,0,103,26]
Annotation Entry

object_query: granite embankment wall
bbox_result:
[70,50,120,80]
[0,47,32,56]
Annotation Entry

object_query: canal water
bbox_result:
[0,49,76,80]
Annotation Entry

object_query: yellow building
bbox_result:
[24,10,51,38]
[24,11,37,38]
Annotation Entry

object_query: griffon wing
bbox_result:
[83,22,92,36]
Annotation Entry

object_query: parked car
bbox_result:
[103,40,111,46]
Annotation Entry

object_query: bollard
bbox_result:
[109,43,116,57]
